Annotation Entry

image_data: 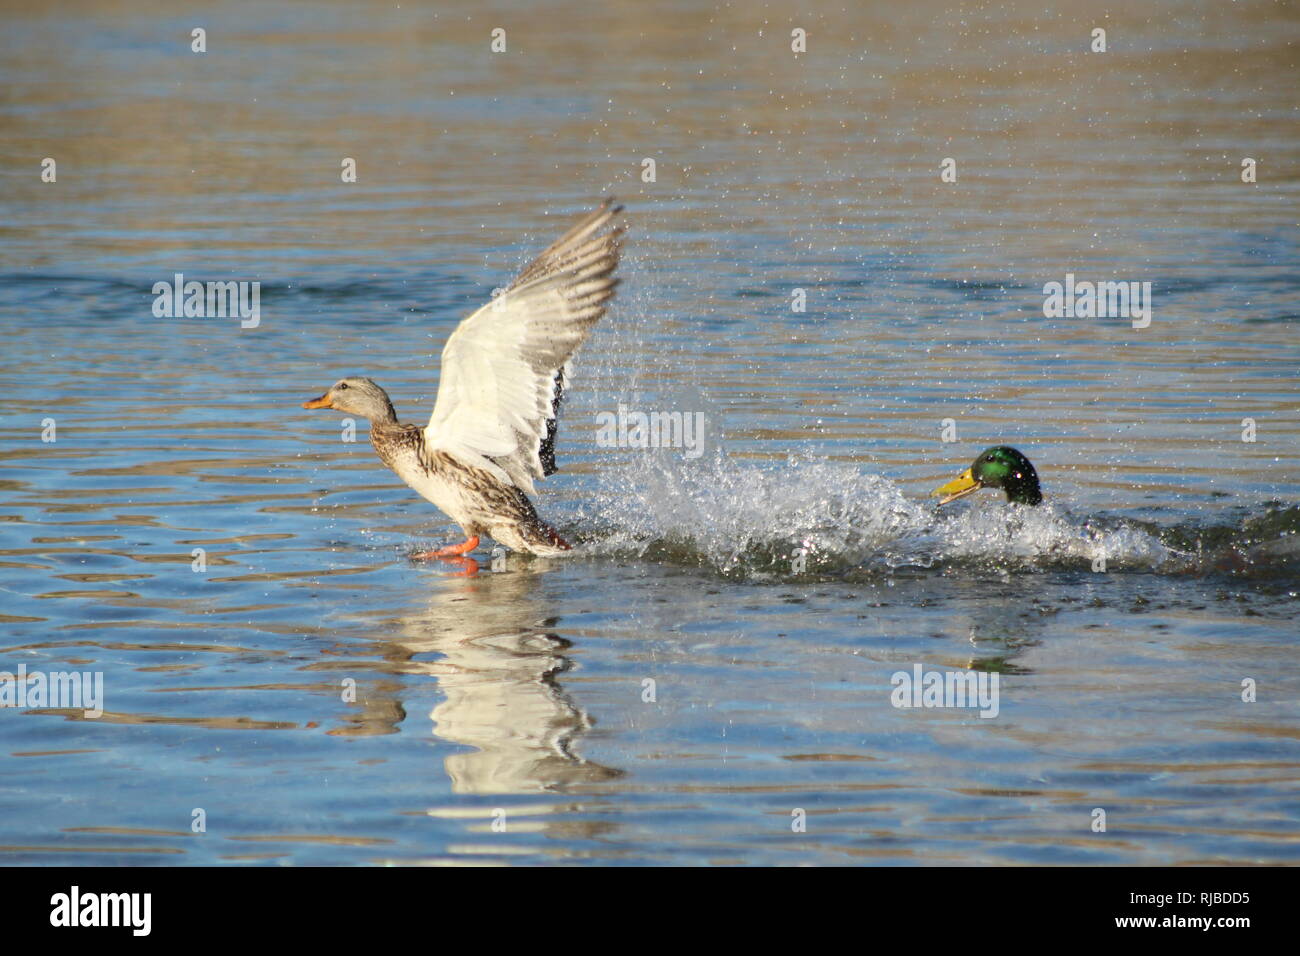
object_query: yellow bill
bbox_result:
[932,468,983,505]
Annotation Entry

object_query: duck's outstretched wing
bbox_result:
[424,199,623,492]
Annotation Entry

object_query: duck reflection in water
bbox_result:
[329,566,619,794]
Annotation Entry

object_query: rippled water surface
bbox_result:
[1,0,1298,865]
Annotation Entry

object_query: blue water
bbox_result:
[0,0,1297,865]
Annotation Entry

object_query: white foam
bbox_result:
[574,450,1172,574]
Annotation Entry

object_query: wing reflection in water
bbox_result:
[355,567,620,794]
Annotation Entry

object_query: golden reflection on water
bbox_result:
[333,568,620,793]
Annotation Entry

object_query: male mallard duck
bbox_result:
[932,445,1043,506]
[303,199,624,557]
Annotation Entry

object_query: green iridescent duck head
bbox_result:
[933,445,1043,506]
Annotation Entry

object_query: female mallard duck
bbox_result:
[303,199,623,558]
[933,445,1043,506]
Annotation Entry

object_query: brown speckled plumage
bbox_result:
[303,200,623,556]
[370,420,568,553]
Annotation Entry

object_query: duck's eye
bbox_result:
[337,382,349,390]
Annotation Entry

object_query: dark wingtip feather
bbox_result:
[539,367,566,477]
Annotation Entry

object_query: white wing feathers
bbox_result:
[425,199,623,493]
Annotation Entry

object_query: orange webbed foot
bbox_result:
[410,535,480,561]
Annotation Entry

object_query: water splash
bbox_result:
[575,451,923,575]
[562,450,1300,580]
